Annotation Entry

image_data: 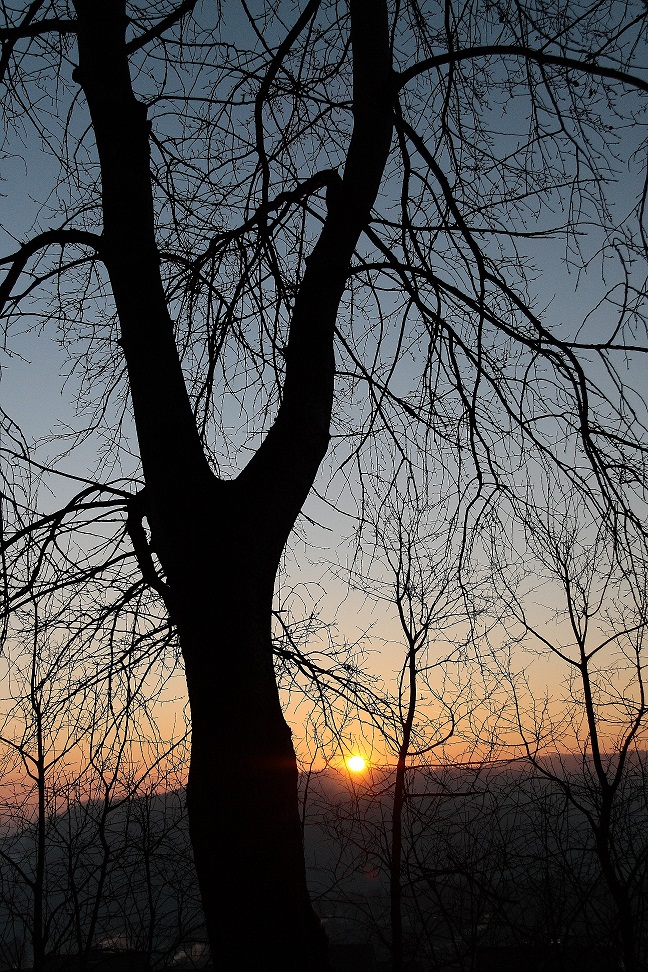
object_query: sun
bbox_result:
[346,754,367,773]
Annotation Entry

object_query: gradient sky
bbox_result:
[1,0,647,777]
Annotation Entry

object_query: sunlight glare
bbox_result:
[346,754,366,773]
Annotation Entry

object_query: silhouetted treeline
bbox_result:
[1,756,646,970]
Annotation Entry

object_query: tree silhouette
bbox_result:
[1,1,647,969]
[489,499,648,971]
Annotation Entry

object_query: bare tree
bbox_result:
[0,584,191,971]
[1,0,648,968]
[489,502,648,971]
[351,493,488,971]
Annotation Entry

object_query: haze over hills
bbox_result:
[0,757,645,969]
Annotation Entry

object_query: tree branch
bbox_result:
[190,168,340,271]
[0,18,76,41]
[73,0,214,539]
[125,0,199,54]
[125,490,172,604]
[238,0,393,558]
[397,45,648,95]
[0,229,102,316]
[0,1,76,84]
[252,0,322,212]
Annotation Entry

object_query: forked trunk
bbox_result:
[72,1,392,966]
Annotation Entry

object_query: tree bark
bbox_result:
[72,0,392,967]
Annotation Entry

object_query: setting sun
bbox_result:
[346,755,367,773]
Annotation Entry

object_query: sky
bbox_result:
[1,0,647,780]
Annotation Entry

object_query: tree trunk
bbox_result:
[390,633,419,972]
[159,486,331,969]
[595,826,641,972]
[32,709,46,972]
[179,571,329,969]
[581,662,642,972]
